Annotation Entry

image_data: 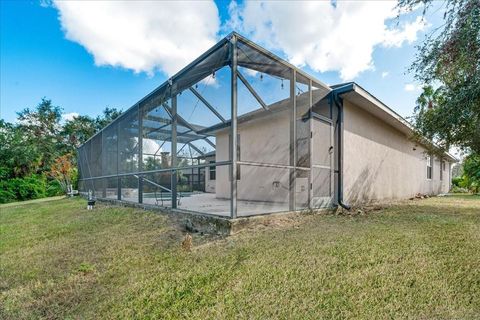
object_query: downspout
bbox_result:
[331,84,354,210]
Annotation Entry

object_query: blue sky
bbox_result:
[1,1,443,124]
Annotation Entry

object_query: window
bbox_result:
[426,155,433,179]
[209,161,216,180]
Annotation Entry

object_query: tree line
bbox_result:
[0,98,122,203]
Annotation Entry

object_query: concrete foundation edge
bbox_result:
[91,197,332,235]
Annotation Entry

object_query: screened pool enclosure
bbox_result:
[78,33,336,218]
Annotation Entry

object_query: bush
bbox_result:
[452,176,463,187]
[0,188,16,204]
[13,175,47,201]
[469,181,479,194]
[0,175,68,203]
[0,174,47,203]
[451,186,469,193]
[46,179,64,197]
[463,153,480,193]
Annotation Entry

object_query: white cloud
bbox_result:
[228,1,427,81]
[62,112,79,122]
[404,83,421,92]
[53,1,220,76]
[199,73,220,88]
[224,1,242,33]
[381,71,389,78]
[383,16,427,48]
[404,83,415,91]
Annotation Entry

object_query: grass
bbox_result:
[1,195,479,319]
[0,196,66,208]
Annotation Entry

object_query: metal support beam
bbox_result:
[159,102,217,150]
[175,140,205,158]
[230,35,238,219]
[189,87,227,123]
[138,105,144,204]
[187,142,205,156]
[117,124,121,200]
[203,137,216,148]
[79,160,232,181]
[145,114,171,126]
[77,32,329,154]
[101,131,107,198]
[237,70,269,111]
[308,79,313,209]
[143,122,171,136]
[289,70,296,211]
[133,125,204,142]
[235,33,329,88]
[138,175,171,193]
[176,142,188,156]
[153,140,167,165]
[163,103,198,133]
[237,160,308,170]
[171,95,178,209]
[154,141,166,157]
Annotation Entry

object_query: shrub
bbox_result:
[451,186,469,193]
[469,181,479,194]
[13,175,47,201]
[46,179,64,197]
[0,187,16,204]
[0,174,47,203]
[452,176,463,187]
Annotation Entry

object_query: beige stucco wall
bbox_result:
[210,97,452,206]
[343,99,451,205]
[215,110,294,203]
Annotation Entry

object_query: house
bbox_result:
[77,32,456,218]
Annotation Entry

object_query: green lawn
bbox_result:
[1,195,479,319]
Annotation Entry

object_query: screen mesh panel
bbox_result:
[77,34,333,215]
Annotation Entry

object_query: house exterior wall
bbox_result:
[342,99,451,205]
[215,110,292,202]
[210,97,452,206]
[215,131,230,198]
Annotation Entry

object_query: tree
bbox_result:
[16,98,63,173]
[49,153,77,193]
[0,120,42,178]
[463,153,480,193]
[397,0,480,154]
[60,107,122,153]
[61,115,97,152]
[0,98,123,202]
[95,107,122,130]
